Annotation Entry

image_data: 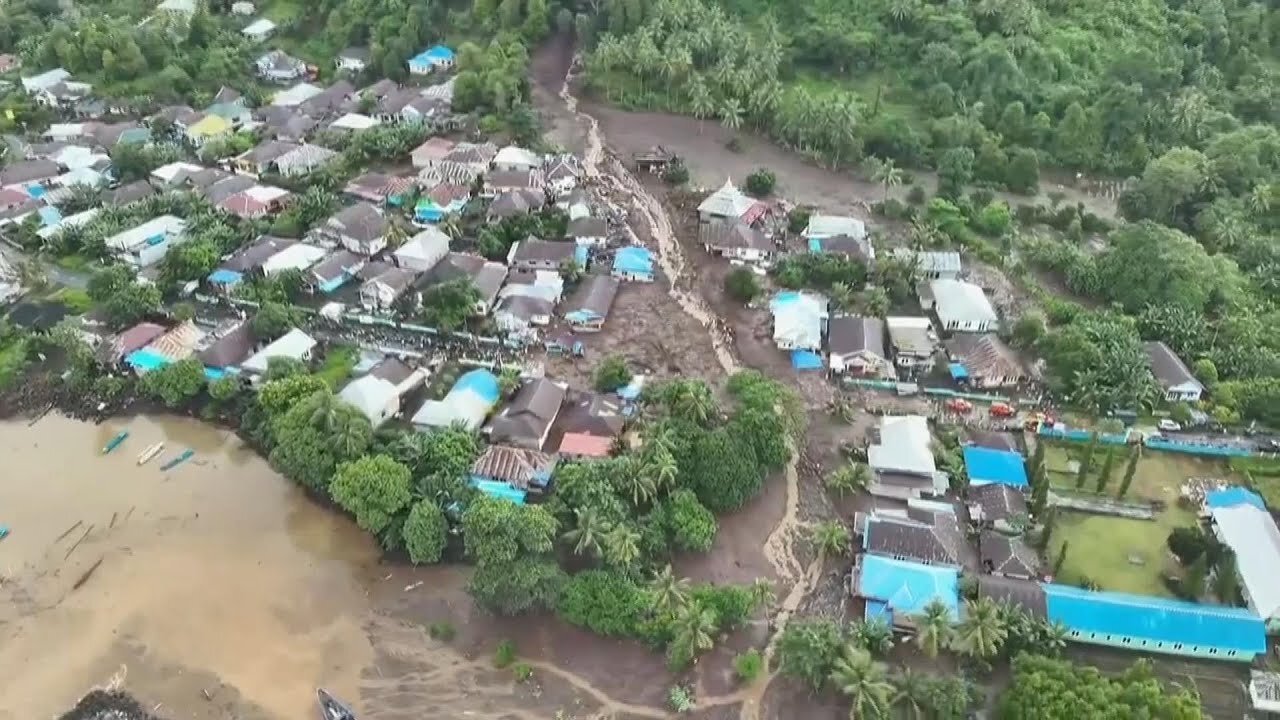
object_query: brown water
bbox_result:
[0,415,379,720]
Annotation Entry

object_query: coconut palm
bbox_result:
[909,218,942,249]
[720,97,744,133]
[892,668,929,720]
[562,507,611,558]
[666,380,716,425]
[646,445,679,491]
[863,287,890,318]
[650,564,691,612]
[603,523,641,569]
[825,463,871,498]
[913,598,953,659]
[749,577,775,609]
[1036,620,1069,656]
[616,455,658,505]
[829,645,894,719]
[869,156,904,203]
[689,77,715,135]
[671,599,718,659]
[828,281,856,312]
[810,521,851,557]
[952,597,1008,660]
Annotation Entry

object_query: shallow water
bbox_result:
[0,414,380,720]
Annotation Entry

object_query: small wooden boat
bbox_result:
[159,449,195,472]
[137,442,165,466]
[317,689,357,720]
[0,525,9,541]
[101,430,129,455]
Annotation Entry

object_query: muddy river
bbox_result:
[0,414,380,720]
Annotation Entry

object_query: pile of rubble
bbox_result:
[58,691,163,720]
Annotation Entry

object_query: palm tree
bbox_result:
[863,288,890,318]
[618,456,658,505]
[952,597,1008,660]
[385,218,410,249]
[825,463,870,498]
[869,156,904,203]
[562,507,611,558]
[650,564,691,612]
[669,600,718,667]
[667,381,715,425]
[1036,620,1069,656]
[749,577,775,610]
[913,598,953,659]
[909,218,942,249]
[810,521,851,557]
[720,97,744,133]
[603,523,641,569]
[688,77,715,135]
[829,645,894,719]
[646,446,678,491]
[828,281,856,312]
[855,618,895,656]
[327,408,373,458]
[892,668,929,720]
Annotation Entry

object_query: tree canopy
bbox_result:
[998,654,1203,719]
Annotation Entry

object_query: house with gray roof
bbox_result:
[700,221,773,262]
[486,378,566,450]
[1145,340,1203,403]
[890,249,961,280]
[967,482,1028,534]
[979,531,1040,580]
[488,188,546,220]
[946,333,1027,388]
[861,503,969,569]
[314,202,389,256]
[508,236,575,272]
[828,316,892,377]
[563,275,619,332]
[470,445,558,494]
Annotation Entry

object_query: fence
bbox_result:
[1144,436,1254,459]
[1038,427,1131,446]
[841,378,1013,404]
[922,387,1011,404]
[1048,491,1156,520]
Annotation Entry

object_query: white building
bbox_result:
[1211,500,1280,630]
[769,291,827,351]
[393,227,450,273]
[867,415,947,500]
[923,279,998,333]
[105,215,187,267]
[241,328,316,377]
[493,145,542,173]
[241,18,277,41]
[262,243,326,276]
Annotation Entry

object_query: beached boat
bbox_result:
[101,430,129,455]
[317,689,357,720]
[159,449,195,471]
[0,525,9,541]
[137,442,165,466]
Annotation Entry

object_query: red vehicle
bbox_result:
[989,402,1015,418]
[945,398,973,414]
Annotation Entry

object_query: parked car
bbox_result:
[1158,418,1182,432]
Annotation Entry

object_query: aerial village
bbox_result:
[2,3,1280,718]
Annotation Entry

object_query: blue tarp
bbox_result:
[423,44,455,61]
[26,184,45,199]
[807,238,822,253]
[207,268,243,285]
[471,478,527,504]
[791,349,824,371]
[612,246,654,278]
[948,362,969,381]
[857,554,960,623]
[126,348,172,373]
[453,369,500,404]
[1042,583,1266,658]
[574,244,589,268]
[865,600,892,624]
[1145,436,1254,458]
[38,206,62,226]
[618,375,646,401]
[1205,487,1266,511]
[963,446,1028,488]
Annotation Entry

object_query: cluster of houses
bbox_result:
[846,413,1274,665]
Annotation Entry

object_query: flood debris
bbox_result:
[63,524,94,561]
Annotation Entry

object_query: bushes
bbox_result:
[666,489,717,552]
[734,650,764,682]
[593,355,632,392]
[556,570,649,637]
[723,267,761,304]
[745,168,776,197]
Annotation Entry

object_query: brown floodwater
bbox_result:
[0,414,380,720]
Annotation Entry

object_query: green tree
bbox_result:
[139,357,206,407]
[402,499,448,564]
[952,597,1007,660]
[667,489,717,552]
[936,147,975,199]
[724,267,761,304]
[330,455,413,535]
[419,278,480,330]
[825,463,870,498]
[563,507,611,558]
[1117,448,1140,498]
[650,564,691,613]
[829,645,893,719]
[892,667,930,720]
[1053,540,1070,577]
[744,168,777,197]
[869,156,904,202]
[593,354,631,392]
[913,599,953,659]
[463,496,564,615]
[252,302,298,341]
[811,521,851,557]
[999,654,1204,719]
[719,97,744,133]
[1094,449,1116,493]
[1005,148,1040,193]
[667,600,718,669]
[777,618,846,691]
[602,522,642,569]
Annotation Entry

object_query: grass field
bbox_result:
[1039,440,1241,597]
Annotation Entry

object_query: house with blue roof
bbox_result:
[408,45,455,75]
[855,553,960,629]
[1042,583,1266,662]
[963,445,1028,489]
[611,246,655,282]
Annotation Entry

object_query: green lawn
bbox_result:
[1049,506,1195,598]
[1038,440,1241,597]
